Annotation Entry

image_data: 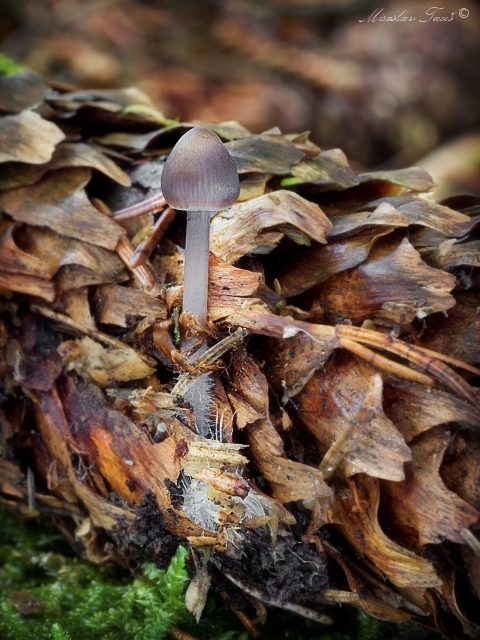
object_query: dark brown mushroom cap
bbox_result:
[161,126,240,211]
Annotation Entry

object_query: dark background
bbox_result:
[1,0,480,191]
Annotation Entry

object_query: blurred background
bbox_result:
[1,0,480,190]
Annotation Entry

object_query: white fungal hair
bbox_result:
[181,372,267,538]
[184,374,215,438]
[283,325,325,344]
[233,490,266,521]
[213,406,226,442]
[186,383,236,441]
[181,474,267,534]
[181,477,220,532]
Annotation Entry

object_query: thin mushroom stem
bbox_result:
[183,210,212,325]
[182,211,214,437]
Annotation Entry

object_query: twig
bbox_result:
[92,198,156,291]
[462,529,480,557]
[336,325,479,405]
[168,627,198,640]
[113,193,167,221]
[130,206,176,268]
[172,328,248,397]
[336,324,480,376]
[228,313,478,404]
[322,540,428,617]
[31,305,127,350]
[338,337,435,386]
[26,468,35,513]
[220,592,261,638]
[222,572,333,625]
[320,590,359,604]
[115,235,155,291]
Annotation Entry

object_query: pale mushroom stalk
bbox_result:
[183,210,211,324]
[162,127,240,437]
[182,211,212,437]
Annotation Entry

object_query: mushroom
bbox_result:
[161,126,240,437]
[161,126,240,325]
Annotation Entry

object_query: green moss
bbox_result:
[0,53,25,77]
[50,624,73,640]
[0,509,190,639]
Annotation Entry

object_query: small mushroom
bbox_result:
[162,126,240,438]
[161,126,240,325]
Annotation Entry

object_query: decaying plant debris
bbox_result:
[0,67,479,640]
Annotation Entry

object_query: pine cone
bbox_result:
[0,66,479,639]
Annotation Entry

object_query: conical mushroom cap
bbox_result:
[161,126,240,211]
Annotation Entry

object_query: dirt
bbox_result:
[111,490,183,569]
[214,527,330,607]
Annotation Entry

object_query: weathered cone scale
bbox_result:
[161,126,240,211]
[0,67,479,640]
